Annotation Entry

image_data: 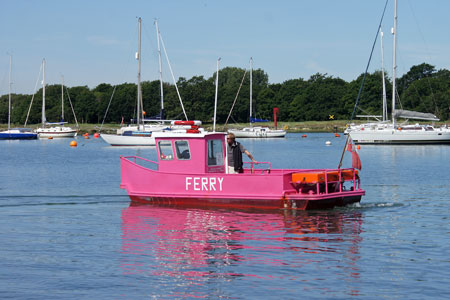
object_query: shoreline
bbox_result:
[1,120,449,134]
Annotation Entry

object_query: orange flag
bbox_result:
[352,150,362,170]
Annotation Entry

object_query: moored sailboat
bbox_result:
[228,58,286,138]
[35,59,78,138]
[0,55,37,140]
[348,0,450,144]
[101,18,201,146]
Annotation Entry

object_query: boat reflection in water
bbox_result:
[120,203,363,297]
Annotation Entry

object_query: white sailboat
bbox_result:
[228,58,286,138]
[348,0,450,144]
[35,59,78,138]
[101,18,159,146]
[101,18,201,146]
[0,55,38,140]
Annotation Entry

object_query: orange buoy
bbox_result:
[70,140,77,147]
[334,133,340,137]
[83,132,89,137]
[357,145,361,150]
[48,136,53,140]
[84,135,89,139]
[93,133,99,138]
[301,134,307,138]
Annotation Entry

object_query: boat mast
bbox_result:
[42,58,46,126]
[136,17,142,129]
[391,0,397,126]
[61,75,64,122]
[8,55,11,131]
[155,19,164,119]
[380,29,387,122]
[249,57,253,128]
[213,57,221,132]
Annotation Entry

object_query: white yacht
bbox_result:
[348,0,450,144]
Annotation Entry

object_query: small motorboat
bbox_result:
[120,131,365,210]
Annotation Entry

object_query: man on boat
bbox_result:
[227,133,257,174]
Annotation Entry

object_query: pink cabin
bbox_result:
[120,132,365,210]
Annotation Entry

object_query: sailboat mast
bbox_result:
[249,57,253,128]
[155,19,164,119]
[8,55,11,131]
[42,59,46,126]
[136,17,142,129]
[391,0,398,126]
[380,30,387,122]
[61,75,64,122]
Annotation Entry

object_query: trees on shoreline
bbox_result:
[1,63,449,126]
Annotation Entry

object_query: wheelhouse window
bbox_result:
[158,140,174,160]
[175,140,190,160]
[207,139,224,166]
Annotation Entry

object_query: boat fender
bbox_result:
[172,120,202,126]
[186,129,200,134]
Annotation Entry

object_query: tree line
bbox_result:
[1,63,449,126]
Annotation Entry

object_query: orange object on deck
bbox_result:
[292,170,358,183]
[292,172,325,183]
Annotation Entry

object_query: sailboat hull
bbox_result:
[36,126,77,138]
[0,130,37,140]
[349,127,450,144]
[101,134,156,146]
[228,127,286,138]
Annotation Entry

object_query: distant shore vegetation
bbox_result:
[1,63,449,129]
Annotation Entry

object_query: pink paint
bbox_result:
[120,205,363,277]
[120,132,365,210]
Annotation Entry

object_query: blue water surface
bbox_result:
[0,133,449,299]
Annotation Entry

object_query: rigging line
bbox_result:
[356,106,382,122]
[159,32,188,120]
[350,0,389,123]
[401,2,438,113]
[340,0,389,170]
[64,85,79,129]
[99,85,117,132]
[24,63,43,126]
[142,20,160,79]
[225,69,248,126]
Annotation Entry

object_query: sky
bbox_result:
[1,0,449,95]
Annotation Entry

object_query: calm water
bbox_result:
[1,133,449,299]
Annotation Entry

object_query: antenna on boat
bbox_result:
[213,57,221,132]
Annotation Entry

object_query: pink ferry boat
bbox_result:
[120,132,365,210]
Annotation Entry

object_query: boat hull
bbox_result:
[349,128,450,144]
[228,128,286,138]
[36,127,77,138]
[101,133,156,146]
[128,194,362,210]
[0,132,38,139]
[120,156,364,210]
